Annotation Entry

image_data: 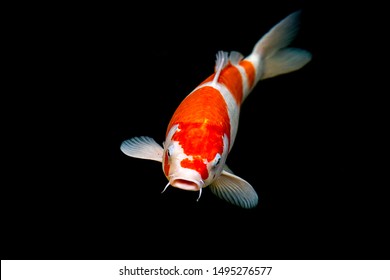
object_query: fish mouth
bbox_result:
[170,178,204,191]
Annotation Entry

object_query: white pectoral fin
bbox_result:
[120,136,163,162]
[222,164,234,174]
[210,169,259,209]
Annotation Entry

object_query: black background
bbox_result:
[3,1,388,260]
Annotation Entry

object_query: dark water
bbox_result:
[4,1,387,260]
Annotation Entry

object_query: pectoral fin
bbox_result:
[120,136,163,162]
[210,169,258,209]
[223,164,234,174]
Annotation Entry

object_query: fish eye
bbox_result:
[214,153,221,167]
[167,145,174,157]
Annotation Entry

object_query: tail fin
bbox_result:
[251,10,312,81]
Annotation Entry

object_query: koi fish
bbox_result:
[120,10,312,208]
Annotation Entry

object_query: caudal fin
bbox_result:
[251,10,312,81]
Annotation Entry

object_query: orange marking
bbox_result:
[199,64,243,105]
[163,150,170,177]
[167,86,230,141]
[180,158,208,180]
[166,86,230,176]
[239,60,256,89]
[219,64,243,104]
[173,122,226,162]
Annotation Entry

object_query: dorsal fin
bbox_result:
[212,50,229,85]
[229,51,244,65]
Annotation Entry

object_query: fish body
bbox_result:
[120,11,312,208]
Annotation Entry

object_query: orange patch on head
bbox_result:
[173,122,225,162]
[239,60,256,89]
[180,158,209,180]
[167,86,230,140]
[166,87,230,178]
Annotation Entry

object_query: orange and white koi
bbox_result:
[120,11,312,208]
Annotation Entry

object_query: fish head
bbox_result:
[162,123,229,191]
